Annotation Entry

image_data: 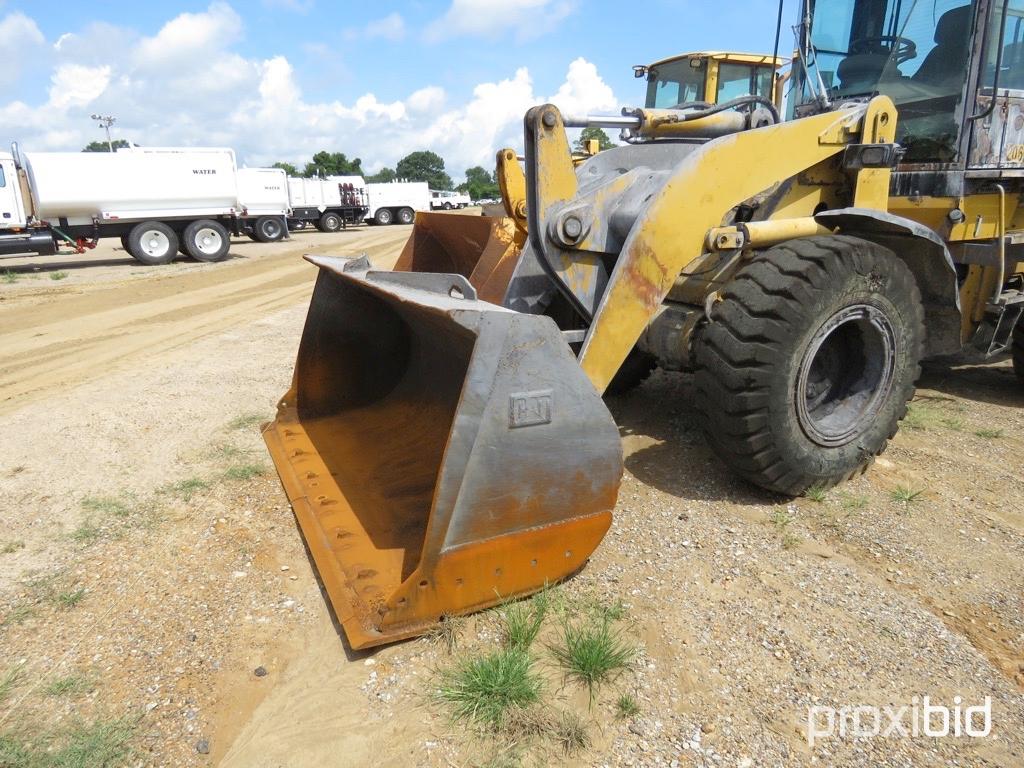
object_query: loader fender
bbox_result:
[814,208,962,357]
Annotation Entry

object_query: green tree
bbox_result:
[458,165,500,201]
[82,139,130,152]
[366,167,397,183]
[573,126,614,153]
[302,151,363,178]
[272,161,299,176]
[395,150,453,190]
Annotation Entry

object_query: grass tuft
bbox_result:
[839,493,869,510]
[162,477,210,502]
[975,427,1004,439]
[2,269,19,284]
[500,599,546,651]
[781,532,803,550]
[549,619,634,701]
[70,519,104,546]
[55,588,86,610]
[551,711,590,756]
[436,648,542,729]
[769,507,795,530]
[1,604,35,627]
[425,615,465,654]
[81,496,131,519]
[614,692,640,719]
[890,485,924,506]
[49,271,69,281]
[228,413,265,431]
[0,666,23,703]
[803,485,828,503]
[44,673,95,698]
[223,464,266,481]
[1,541,25,555]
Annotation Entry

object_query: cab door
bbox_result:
[0,157,26,230]
[969,0,1024,167]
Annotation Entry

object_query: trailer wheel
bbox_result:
[693,236,924,495]
[253,216,285,243]
[375,208,394,225]
[183,219,230,262]
[396,207,415,225]
[319,212,343,232]
[127,221,178,266]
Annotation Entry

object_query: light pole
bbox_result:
[90,114,116,151]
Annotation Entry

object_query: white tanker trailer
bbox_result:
[0,144,289,265]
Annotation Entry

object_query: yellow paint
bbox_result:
[496,148,527,233]
[578,100,883,393]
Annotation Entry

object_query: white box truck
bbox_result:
[365,181,430,225]
[287,176,368,232]
[0,144,289,265]
[429,189,471,210]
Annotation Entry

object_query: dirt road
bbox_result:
[1,222,1023,767]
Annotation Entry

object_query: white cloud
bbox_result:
[0,5,618,179]
[0,12,46,87]
[365,12,405,41]
[424,0,577,42]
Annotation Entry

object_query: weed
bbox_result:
[975,427,1005,439]
[1,604,34,627]
[551,711,590,756]
[941,416,965,431]
[70,519,104,546]
[49,271,69,281]
[530,583,569,620]
[0,666,23,702]
[228,413,265,431]
[1,541,25,555]
[425,615,465,654]
[781,532,803,550]
[614,693,640,719]
[44,673,95,698]
[55,588,86,610]
[803,485,828,503]
[549,619,634,701]
[839,493,869,510]
[890,485,924,506]
[769,507,795,530]
[162,477,210,502]
[904,402,939,430]
[2,269,19,284]
[501,599,546,651]
[223,464,265,481]
[436,648,542,729]
[81,496,131,518]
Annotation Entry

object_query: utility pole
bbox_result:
[90,114,117,151]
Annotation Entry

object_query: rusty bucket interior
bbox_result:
[394,212,525,304]
[263,255,622,649]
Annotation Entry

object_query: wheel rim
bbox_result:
[262,220,281,238]
[141,230,170,257]
[795,304,897,447]
[327,216,339,229]
[194,227,223,255]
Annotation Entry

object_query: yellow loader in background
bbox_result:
[266,0,1024,648]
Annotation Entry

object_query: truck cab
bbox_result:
[636,51,784,110]
[0,151,27,230]
[429,189,471,210]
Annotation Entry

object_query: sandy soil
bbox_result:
[0,222,1022,767]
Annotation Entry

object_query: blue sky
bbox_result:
[0,0,790,178]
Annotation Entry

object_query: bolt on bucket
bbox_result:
[263,255,622,649]
[394,212,525,303]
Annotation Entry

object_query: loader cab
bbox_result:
[638,52,781,110]
[793,0,1024,168]
[0,152,26,230]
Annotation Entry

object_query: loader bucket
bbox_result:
[394,212,525,303]
[263,255,622,649]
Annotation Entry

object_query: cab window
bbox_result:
[0,166,5,187]
[716,63,774,102]
[645,58,707,108]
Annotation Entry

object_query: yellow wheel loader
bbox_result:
[266,0,1024,648]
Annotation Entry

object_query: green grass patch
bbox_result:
[55,588,86,610]
[436,648,542,729]
[614,693,640,719]
[839,493,869,510]
[890,485,924,506]
[227,413,265,431]
[500,598,547,651]
[162,477,210,502]
[1,541,25,555]
[69,519,104,546]
[2,269,19,284]
[44,673,95,698]
[222,464,266,481]
[769,507,795,530]
[975,427,1005,439]
[803,485,828,503]
[49,271,69,281]
[81,496,132,518]
[0,716,137,768]
[781,531,803,550]
[1,604,35,627]
[0,666,24,703]
[549,619,634,701]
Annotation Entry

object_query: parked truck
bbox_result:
[0,145,289,265]
[286,176,369,232]
[429,189,471,209]
[365,180,430,225]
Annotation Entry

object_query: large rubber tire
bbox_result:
[119,234,130,251]
[127,221,178,266]
[396,207,415,225]
[1012,323,1024,384]
[374,207,394,225]
[182,219,230,262]
[253,216,285,243]
[693,236,924,495]
[319,211,343,233]
[605,350,656,396]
